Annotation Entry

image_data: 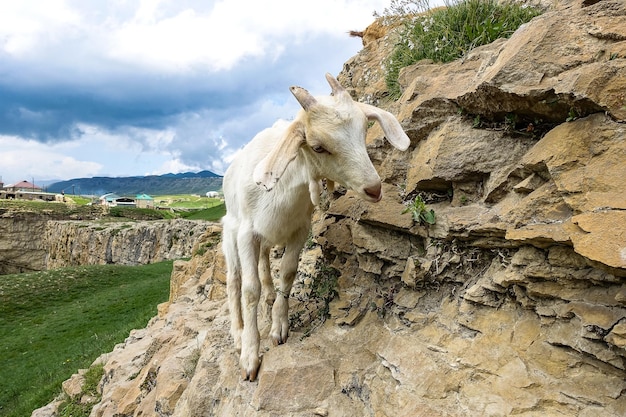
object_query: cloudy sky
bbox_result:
[0,0,393,185]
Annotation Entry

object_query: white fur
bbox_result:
[221,73,410,381]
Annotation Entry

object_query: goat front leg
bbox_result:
[238,227,262,381]
[223,218,243,351]
[270,239,304,345]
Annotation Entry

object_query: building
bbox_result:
[135,194,154,209]
[0,180,57,201]
[99,193,120,206]
[3,180,42,192]
[98,193,138,207]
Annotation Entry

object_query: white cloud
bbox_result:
[150,158,201,176]
[1,0,385,73]
[0,135,102,184]
[0,0,80,56]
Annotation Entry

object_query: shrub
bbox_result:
[384,0,543,97]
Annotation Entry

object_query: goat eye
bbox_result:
[312,145,327,154]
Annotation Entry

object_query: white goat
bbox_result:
[221,73,410,381]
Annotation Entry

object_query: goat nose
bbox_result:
[364,183,382,202]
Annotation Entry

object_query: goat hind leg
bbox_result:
[270,241,303,345]
[259,243,275,318]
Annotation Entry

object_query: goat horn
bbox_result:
[325,73,346,96]
[290,86,317,111]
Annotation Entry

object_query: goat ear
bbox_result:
[356,102,411,151]
[290,86,317,111]
[253,122,305,191]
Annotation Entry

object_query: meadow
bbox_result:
[0,261,173,417]
[0,194,226,222]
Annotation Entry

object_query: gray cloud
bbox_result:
[0,0,384,180]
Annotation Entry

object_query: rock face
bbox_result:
[0,212,50,274]
[45,219,211,269]
[0,211,210,273]
[39,1,626,416]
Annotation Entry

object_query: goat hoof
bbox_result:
[240,356,261,382]
[241,366,259,382]
[271,335,288,346]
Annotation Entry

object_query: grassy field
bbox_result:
[0,261,173,417]
[181,203,226,221]
[155,194,222,209]
[0,194,227,222]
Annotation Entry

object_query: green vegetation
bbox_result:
[384,0,542,97]
[181,203,226,221]
[0,199,102,217]
[0,194,227,222]
[311,264,340,318]
[403,194,436,225]
[155,194,222,209]
[289,261,341,339]
[0,261,173,417]
[108,206,174,220]
[57,363,104,417]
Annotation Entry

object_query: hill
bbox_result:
[47,170,222,196]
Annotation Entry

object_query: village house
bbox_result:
[0,180,57,201]
[3,180,42,192]
[98,193,143,208]
[135,194,154,209]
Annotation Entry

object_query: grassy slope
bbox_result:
[0,262,173,417]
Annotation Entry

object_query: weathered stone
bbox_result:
[405,117,534,195]
[520,114,626,212]
[45,218,210,269]
[61,370,86,398]
[513,173,544,194]
[570,211,626,270]
[511,245,545,266]
[401,255,427,287]
[606,319,626,349]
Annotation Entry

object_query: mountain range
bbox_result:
[47,170,223,196]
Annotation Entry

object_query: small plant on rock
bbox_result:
[403,195,436,225]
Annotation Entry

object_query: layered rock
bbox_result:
[39,1,626,416]
[0,212,50,274]
[0,205,209,273]
[45,219,211,269]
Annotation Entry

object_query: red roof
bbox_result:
[6,180,41,189]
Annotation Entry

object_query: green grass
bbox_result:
[154,194,222,209]
[0,195,227,222]
[108,206,175,220]
[0,261,173,417]
[57,363,104,417]
[385,0,542,97]
[181,203,226,221]
[0,200,102,217]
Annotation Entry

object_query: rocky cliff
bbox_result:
[38,1,626,416]
[0,210,210,273]
[45,219,211,269]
